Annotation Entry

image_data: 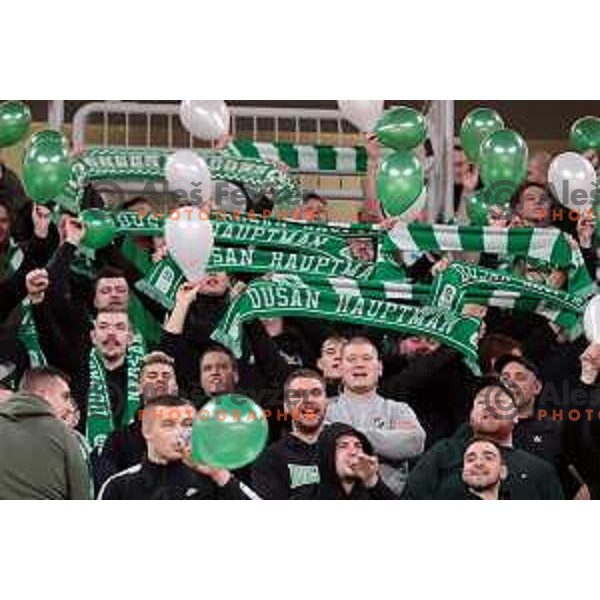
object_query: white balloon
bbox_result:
[165,150,213,204]
[165,206,215,282]
[548,151,597,212]
[180,100,230,141]
[584,295,600,343]
[338,100,384,132]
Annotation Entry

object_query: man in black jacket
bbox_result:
[381,337,474,448]
[494,354,578,494]
[93,351,179,489]
[403,378,564,499]
[460,438,508,500]
[315,422,397,500]
[98,395,258,500]
[28,269,144,450]
[251,368,327,499]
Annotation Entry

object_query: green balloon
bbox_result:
[0,101,32,148]
[192,394,269,470]
[479,129,528,188]
[28,129,69,150]
[570,117,600,152]
[460,108,505,163]
[376,151,424,217]
[23,139,70,203]
[375,106,428,151]
[466,193,490,225]
[466,190,511,226]
[80,209,117,249]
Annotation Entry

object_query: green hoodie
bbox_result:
[0,394,90,499]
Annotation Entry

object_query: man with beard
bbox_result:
[327,337,426,497]
[382,335,474,448]
[496,356,564,467]
[251,369,328,499]
[98,395,258,500]
[461,438,508,500]
[403,378,564,499]
[29,269,145,452]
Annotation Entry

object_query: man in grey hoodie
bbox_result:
[326,336,426,496]
[0,367,90,500]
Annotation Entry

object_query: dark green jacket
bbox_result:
[403,424,564,500]
[0,394,90,499]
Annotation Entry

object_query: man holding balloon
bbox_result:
[98,394,259,500]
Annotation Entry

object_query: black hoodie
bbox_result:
[316,423,397,500]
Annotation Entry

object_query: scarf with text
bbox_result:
[86,334,146,451]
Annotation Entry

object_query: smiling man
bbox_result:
[403,379,564,499]
[461,438,508,500]
[326,337,425,497]
[199,345,239,398]
[252,369,328,499]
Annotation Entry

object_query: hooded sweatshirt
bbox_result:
[316,423,397,500]
[0,394,90,499]
[327,392,426,496]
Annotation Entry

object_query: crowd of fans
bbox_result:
[1,140,600,501]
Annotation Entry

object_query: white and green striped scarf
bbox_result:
[431,262,586,333]
[383,223,594,296]
[224,141,369,174]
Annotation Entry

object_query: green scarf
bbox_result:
[0,240,48,374]
[0,238,24,278]
[60,147,302,214]
[211,216,354,260]
[431,262,586,333]
[211,278,482,374]
[383,223,595,296]
[86,333,146,451]
[120,236,162,345]
[18,300,47,368]
[136,247,378,310]
[73,430,95,499]
[272,271,585,332]
[134,255,186,310]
